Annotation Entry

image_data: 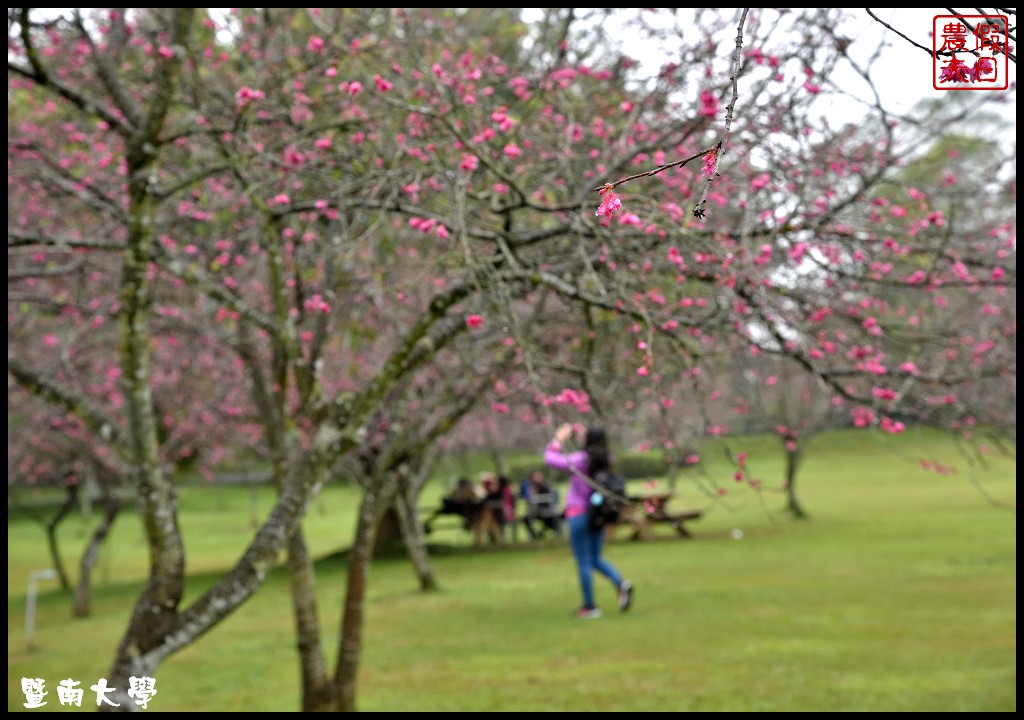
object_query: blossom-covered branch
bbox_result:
[591,143,721,194]
[692,7,748,220]
[589,9,749,221]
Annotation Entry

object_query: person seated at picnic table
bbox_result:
[520,468,562,539]
[494,475,519,542]
[423,476,484,534]
[478,472,509,545]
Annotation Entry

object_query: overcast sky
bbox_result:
[602,8,1016,140]
[837,8,1015,114]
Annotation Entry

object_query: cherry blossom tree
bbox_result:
[8,7,1014,712]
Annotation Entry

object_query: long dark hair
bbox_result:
[583,426,611,476]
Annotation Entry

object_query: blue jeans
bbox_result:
[567,513,624,608]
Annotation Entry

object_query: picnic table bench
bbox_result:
[421,489,701,544]
[421,495,508,545]
[610,492,704,541]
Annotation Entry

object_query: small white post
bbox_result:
[25,569,57,652]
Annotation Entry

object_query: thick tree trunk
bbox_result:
[286,528,334,712]
[102,9,196,710]
[334,477,394,712]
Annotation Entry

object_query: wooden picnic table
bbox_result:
[611,491,704,541]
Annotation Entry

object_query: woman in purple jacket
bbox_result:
[545,422,633,618]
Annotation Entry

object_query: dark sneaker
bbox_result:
[575,606,603,619]
[618,580,633,612]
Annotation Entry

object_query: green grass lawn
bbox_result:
[7,427,1016,711]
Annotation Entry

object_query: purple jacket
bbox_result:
[544,441,592,517]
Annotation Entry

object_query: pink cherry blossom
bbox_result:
[750,173,771,190]
[701,148,717,177]
[880,417,905,434]
[872,387,898,401]
[552,388,592,414]
[595,184,623,218]
[304,294,331,313]
[698,89,719,118]
[234,86,266,108]
[970,57,995,82]
[851,406,875,427]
